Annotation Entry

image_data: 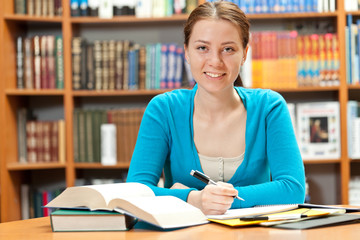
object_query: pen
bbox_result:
[240,214,308,221]
[190,170,245,201]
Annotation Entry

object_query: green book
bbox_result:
[50,209,137,232]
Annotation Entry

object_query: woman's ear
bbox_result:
[184,44,190,63]
[241,45,249,65]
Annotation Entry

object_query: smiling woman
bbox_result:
[126,1,305,216]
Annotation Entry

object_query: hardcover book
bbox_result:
[50,209,137,232]
[45,182,208,229]
[296,101,341,160]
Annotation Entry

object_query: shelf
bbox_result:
[74,163,130,169]
[3,14,62,23]
[348,85,360,90]
[72,89,173,96]
[269,86,340,92]
[248,11,338,19]
[5,89,65,96]
[70,14,189,24]
[303,159,341,164]
[7,162,66,171]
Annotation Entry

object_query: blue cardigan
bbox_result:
[127,86,305,208]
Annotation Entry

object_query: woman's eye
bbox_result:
[224,47,234,53]
[197,46,207,51]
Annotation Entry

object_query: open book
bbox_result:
[45,182,208,229]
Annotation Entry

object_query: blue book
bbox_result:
[347,14,353,84]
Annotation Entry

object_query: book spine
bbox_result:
[108,40,116,90]
[16,36,25,89]
[101,123,117,165]
[72,37,82,90]
[55,36,64,89]
[24,37,34,89]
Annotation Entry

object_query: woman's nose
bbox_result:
[207,51,224,67]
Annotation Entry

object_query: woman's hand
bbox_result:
[187,182,238,215]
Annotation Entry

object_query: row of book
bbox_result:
[349,176,360,206]
[17,108,65,164]
[251,31,340,89]
[209,0,336,13]
[287,101,341,160]
[345,0,360,11]
[20,184,63,219]
[347,101,360,159]
[72,38,194,91]
[345,15,360,85]
[14,0,63,16]
[16,35,64,90]
[73,108,145,164]
[70,0,198,18]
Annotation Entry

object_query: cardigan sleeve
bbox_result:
[126,95,195,202]
[232,91,306,208]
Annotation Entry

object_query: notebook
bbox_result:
[271,214,360,229]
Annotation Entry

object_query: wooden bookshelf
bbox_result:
[1,0,359,222]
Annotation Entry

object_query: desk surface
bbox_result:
[1,216,360,240]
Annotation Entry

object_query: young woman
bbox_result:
[127,1,305,215]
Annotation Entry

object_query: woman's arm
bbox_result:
[232,92,306,208]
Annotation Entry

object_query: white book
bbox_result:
[99,0,113,19]
[21,184,30,220]
[347,101,358,158]
[287,103,296,134]
[136,0,153,18]
[45,182,208,229]
[296,102,341,160]
[351,118,360,159]
[101,123,117,165]
[240,45,252,88]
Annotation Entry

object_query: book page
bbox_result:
[46,182,155,210]
[114,196,208,229]
[87,183,155,207]
[206,205,298,220]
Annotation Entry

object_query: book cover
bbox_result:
[50,209,137,232]
[296,101,341,160]
[45,182,208,229]
[101,123,117,166]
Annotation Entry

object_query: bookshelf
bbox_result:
[0,0,359,222]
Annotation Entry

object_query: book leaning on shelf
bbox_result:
[45,182,209,230]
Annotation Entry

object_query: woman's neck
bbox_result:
[194,86,242,121]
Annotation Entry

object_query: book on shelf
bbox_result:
[72,37,190,90]
[14,0,62,16]
[45,182,209,229]
[101,123,117,166]
[50,209,137,232]
[296,101,341,160]
[19,111,65,164]
[16,35,63,90]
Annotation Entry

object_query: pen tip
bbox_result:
[190,170,195,175]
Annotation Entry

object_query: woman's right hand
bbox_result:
[187,182,237,215]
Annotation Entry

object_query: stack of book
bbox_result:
[46,182,360,232]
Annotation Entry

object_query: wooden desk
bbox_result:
[1,216,360,240]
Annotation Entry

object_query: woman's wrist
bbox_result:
[187,190,202,209]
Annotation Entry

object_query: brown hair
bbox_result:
[183,1,250,86]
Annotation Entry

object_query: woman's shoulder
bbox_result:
[150,88,194,106]
[236,87,285,103]
[148,89,194,110]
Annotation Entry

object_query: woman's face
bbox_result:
[185,19,248,93]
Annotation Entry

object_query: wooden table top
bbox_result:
[1,215,360,240]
